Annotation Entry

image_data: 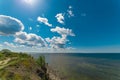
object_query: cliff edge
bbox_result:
[0,49,61,80]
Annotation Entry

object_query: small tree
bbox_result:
[1,49,11,53]
[0,53,3,59]
[0,49,12,57]
[36,56,45,67]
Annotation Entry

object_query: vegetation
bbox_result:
[36,56,45,67]
[0,49,11,53]
[0,49,50,80]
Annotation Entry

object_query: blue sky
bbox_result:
[0,0,120,53]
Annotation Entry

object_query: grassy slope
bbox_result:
[0,51,48,80]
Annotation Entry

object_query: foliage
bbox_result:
[36,56,45,67]
[0,53,4,60]
[0,49,11,53]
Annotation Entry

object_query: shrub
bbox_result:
[36,56,45,67]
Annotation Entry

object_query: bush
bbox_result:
[0,49,12,57]
[36,56,45,67]
[1,49,11,53]
[0,53,3,58]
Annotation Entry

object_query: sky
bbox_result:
[0,0,120,53]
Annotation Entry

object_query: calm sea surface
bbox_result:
[31,53,120,80]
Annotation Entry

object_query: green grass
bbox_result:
[0,49,48,80]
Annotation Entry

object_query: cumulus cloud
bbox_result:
[46,26,75,49]
[67,6,74,17]
[46,36,67,49]
[37,16,52,27]
[0,15,47,48]
[0,15,24,35]
[55,13,64,24]
[51,26,75,37]
[4,42,18,48]
[0,14,75,51]
[14,32,47,47]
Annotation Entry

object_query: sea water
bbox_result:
[31,53,120,80]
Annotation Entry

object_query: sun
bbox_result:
[23,0,36,6]
[16,0,44,11]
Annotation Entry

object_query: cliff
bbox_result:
[0,49,61,80]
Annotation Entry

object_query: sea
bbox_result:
[31,53,120,80]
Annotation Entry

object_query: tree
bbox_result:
[36,56,45,67]
[1,49,11,53]
[0,49,12,57]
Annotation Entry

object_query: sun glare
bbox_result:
[23,0,36,6]
[16,0,44,11]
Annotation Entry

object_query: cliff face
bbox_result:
[0,51,49,80]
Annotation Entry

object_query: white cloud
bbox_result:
[0,14,76,52]
[51,26,75,37]
[69,6,72,9]
[67,6,74,17]
[4,42,17,48]
[37,16,52,27]
[46,26,75,49]
[0,15,47,48]
[67,10,74,17]
[29,26,32,30]
[46,36,67,49]
[55,13,64,24]
[14,32,47,47]
[0,15,24,36]
[36,25,40,27]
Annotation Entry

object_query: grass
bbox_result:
[0,49,48,80]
